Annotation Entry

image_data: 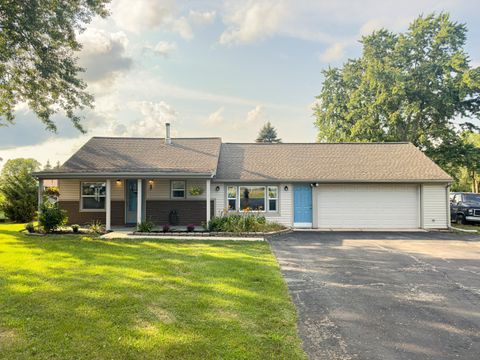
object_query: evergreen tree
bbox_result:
[256,121,281,143]
[44,160,52,170]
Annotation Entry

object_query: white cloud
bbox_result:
[125,101,178,137]
[220,0,288,45]
[319,42,348,62]
[188,10,216,25]
[78,28,133,84]
[145,41,177,57]
[111,0,213,40]
[231,105,265,130]
[246,105,265,124]
[205,107,225,126]
[170,16,193,40]
[111,0,176,33]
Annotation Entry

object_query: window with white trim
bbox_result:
[268,186,278,211]
[171,180,186,198]
[240,186,265,211]
[81,182,106,210]
[228,185,280,212]
[227,186,237,210]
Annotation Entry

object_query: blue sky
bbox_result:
[1,0,480,168]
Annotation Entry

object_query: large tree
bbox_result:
[0,158,41,222]
[256,121,282,143]
[314,13,480,171]
[0,0,110,132]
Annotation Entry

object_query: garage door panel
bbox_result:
[317,184,419,229]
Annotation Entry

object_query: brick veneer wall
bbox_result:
[146,200,214,226]
[59,201,125,226]
[59,200,212,226]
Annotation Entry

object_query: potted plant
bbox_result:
[162,224,171,233]
[72,224,79,233]
[186,224,195,232]
[25,222,35,233]
[188,186,204,196]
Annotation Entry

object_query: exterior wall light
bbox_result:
[148,180,154,190]
[215,186,220,192]
[116,179,122,185]
[284,185,289,191]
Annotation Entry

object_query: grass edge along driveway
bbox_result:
[0,223,306,360]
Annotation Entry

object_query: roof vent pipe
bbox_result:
[165,123,171,144]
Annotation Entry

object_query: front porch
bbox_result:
[39,177,214,231]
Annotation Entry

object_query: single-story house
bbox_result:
[35,124,452,231]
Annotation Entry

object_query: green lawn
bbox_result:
[0,223,305,360]
[452,222,480,233]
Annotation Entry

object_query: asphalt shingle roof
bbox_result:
[215,142,452,182]
[54,137,222,175]
[36,137,451,182]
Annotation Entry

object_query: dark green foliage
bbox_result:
[25,222,35,233]
[0,0,110,132]
[314,13,480,184]
[256,121,281,143]
[39,201,68,233]
[1,158,41,178]
[208,213,285,233]
[0,158,40,222]
[137,220,154,233]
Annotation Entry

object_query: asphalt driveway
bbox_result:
[270,231,480,360]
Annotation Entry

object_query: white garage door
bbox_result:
[316,184,419,229]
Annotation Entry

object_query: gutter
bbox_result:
[33,171,215,179]
[213,179,453,184]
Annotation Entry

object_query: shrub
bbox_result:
[208,212,286,233]
[89,220,105,234]
[0,171,38,222]
[186,224,195,232]
[71,224,79,233]
[25,222,35,233]
[162,224,171,233]
[38,202,68,233]
[137,220,154,233]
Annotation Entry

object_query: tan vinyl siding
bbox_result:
[111,180,124,200]
[265,183,293,226]
[146,179,209,200]
[146,179,170,200]
[58,179,80,201]
[210,182,292,226]
[422,184,449,229]
[211,183,225,216]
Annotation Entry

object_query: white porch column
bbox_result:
[37,178,44,216]
[106,179,111,231]
[206,179,211,226]
[137,179,142,225]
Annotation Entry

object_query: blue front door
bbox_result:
[294,184,312,225]
[125,179,137,224]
